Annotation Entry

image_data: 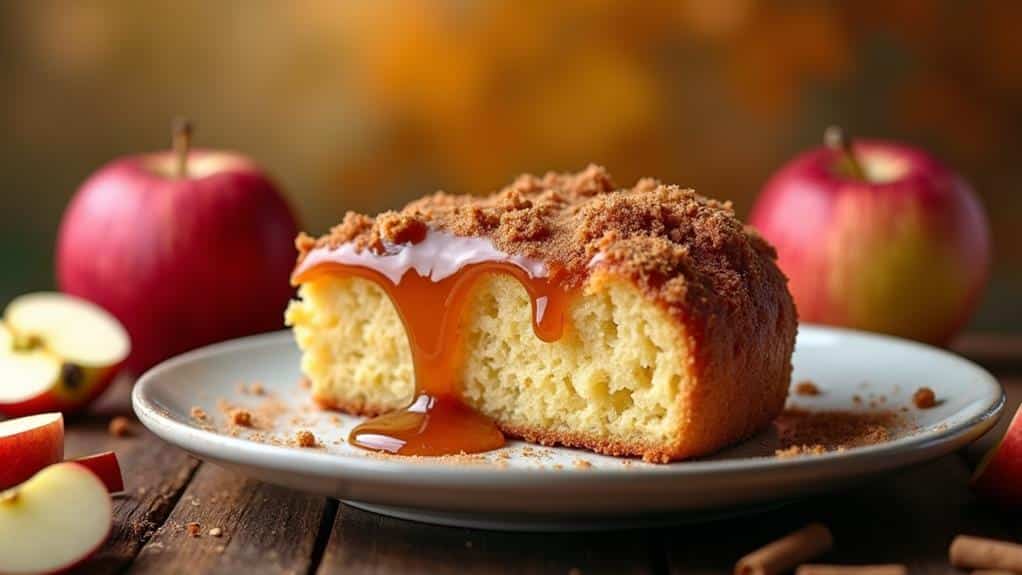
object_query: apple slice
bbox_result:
[0,462,112,574]
[0,292,130,417]
[0,413,64,490]
[971,403,1022,506]
[74,451,124,493]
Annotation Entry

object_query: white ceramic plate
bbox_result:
[133,326,1002,531]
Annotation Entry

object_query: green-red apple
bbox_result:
[750,129,990,345]
[56,119,299,373]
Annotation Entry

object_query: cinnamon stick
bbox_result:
[950,535,1022,572]
[735,523,834,575]
[796,565,906,575]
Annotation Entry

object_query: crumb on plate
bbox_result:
[108,416,132,437]
[230,409,253,427]
[913,387,937,409]
[795,380,820,396]
[296,430,317,447]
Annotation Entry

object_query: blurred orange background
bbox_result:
[1,0,1019,332]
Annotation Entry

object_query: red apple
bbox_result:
[749,127,990,345]
[0,462,112,574]
[971,403,1022,506]
[74,451,124,493]
[0,293,130,417]
[0,413,64,490]
[56,119,299,373]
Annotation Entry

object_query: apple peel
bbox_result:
[0,412,64,490]
[0,293,130,417]
[74,451,124,493]
[971,403,1022,506]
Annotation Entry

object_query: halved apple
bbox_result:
[0,292,130,417]
[0,413,64,490]
[74,451,124,493]
[0,462,112,574]
[971,403,1022,506]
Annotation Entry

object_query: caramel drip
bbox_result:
[292,240,575,456]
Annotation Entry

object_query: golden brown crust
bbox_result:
[300,166,798,461]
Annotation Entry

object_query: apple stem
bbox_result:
[173,117,193,178]
[824,125,868,181]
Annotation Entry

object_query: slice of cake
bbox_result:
[286,166,797,462]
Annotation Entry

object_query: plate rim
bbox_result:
[132,324,1004,487]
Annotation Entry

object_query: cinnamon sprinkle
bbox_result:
[773,408,902,457]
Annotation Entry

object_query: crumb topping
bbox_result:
[296,165,790,341]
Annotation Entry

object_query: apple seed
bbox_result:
[61,362,85,390]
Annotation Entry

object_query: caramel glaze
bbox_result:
[291,231,577,456]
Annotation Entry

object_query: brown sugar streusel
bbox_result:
[913,387,937,409]
[295,430,317,447]
[297,165,787,331]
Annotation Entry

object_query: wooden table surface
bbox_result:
[67,334,1022,575]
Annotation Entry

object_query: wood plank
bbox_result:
[126,464,335,574]
[665,372,1022,574]
[664,455,1015,574]
[317,503,659,575]
[62,378,202,575]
